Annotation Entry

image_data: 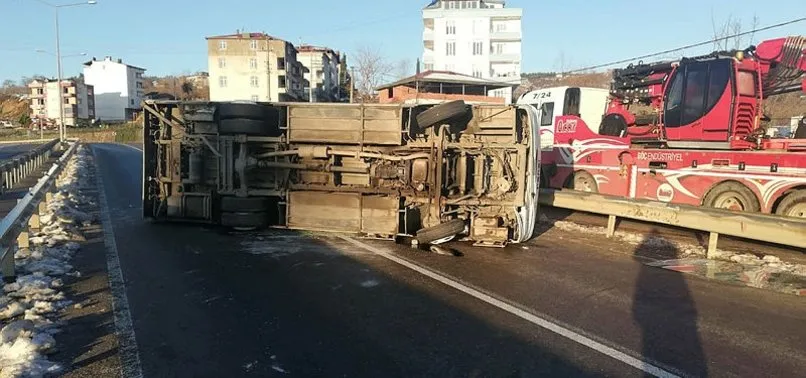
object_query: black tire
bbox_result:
[566,171,598,193]
[217,103,276,121]
[221,212,268,230]
[219,118,280,136]
[415,100,469,130]
[703,182,760,212]
[599,114,628,136]
[775,190,806,218]
[220,197,271,213]
[794,118,806,139]
[415,219,466,244]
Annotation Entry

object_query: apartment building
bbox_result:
[82,56,146,122]
[28,78,95,127]
[297,45,341,102]
[206,32,308,102]
[422,0,522,103]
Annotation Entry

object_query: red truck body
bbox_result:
[532,36,806,217]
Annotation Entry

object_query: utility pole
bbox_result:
[37,0,97,142]
[55,11,64,141]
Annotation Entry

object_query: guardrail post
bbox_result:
[1,246,14,283]
[606,215,618,238]
[707,232,719,259]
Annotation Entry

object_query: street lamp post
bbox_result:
[36,50,85,139]
[35,0,97,142]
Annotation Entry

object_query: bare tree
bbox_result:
[394,58,412,80]
[354,45,393,102]
[711,13,760,51]
[554,51,572,75]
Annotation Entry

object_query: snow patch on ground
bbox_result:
[0,145,93,378]
[359,279,380,288]
[541,216,806,278]
[240,232,334,258]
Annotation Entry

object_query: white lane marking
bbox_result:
[117,143,143,152]
[340,236,680,378]
[93,148,144,378]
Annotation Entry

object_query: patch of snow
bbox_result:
[0,144,93,378]
[359,279,380,288]
[541,216,806,278]
[240,233,333,258]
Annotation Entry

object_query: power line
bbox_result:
[565,16,806,74]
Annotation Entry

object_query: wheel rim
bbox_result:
[786,202,806,218]
[574,177,595,192]
[713,193,746,211]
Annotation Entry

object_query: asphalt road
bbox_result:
[0,142,41,160]
[84,143,806,378]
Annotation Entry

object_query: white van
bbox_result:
[516,86,610,149]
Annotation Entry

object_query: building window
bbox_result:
[130,99,135,106]
[250,76,259,88]
[446,20,456,35]
[250,58,258,70]
[424,63,434,71]
[250,40,258,50]
[278,75,286,88]
[446,41,456,56]
[218,41,227,50]
[445,64,455,71]
[219,76,228,88]
[491,43,504,55]
[495,23,507,32]
[218,57,226,69]
[473,41,483,55]
[277,58,286,70]
[251,95,259,102]
[472,67,483,78]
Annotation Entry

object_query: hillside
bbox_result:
[0,95,29,124]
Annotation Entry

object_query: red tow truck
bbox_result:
[519,36,806,218]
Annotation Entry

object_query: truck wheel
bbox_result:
[567,171,598,193]
[703,182,760,212]
[217,103,277,121]
[220,197,271,213]
[415,100,469,130]
[221,212,268,230]
[219,118,280,136]
[795,118,806,139]
[415,219,466,244]
[775,190,806,218]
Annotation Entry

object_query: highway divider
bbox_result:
[0,139,60,194]
[0,140,78,281]
[538,189,806,256]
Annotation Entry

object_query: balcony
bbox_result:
[423,28,434,41]
[490,31,521,41]
[490,53,520,63]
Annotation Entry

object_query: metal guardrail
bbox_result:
[0,139,60,194]
[538,189,806,256]
[0,141,77,281]
[0,138,56,145]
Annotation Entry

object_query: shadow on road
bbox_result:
[632,229,707,377]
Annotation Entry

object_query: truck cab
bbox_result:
[516,86,610,149]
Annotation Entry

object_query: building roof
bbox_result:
[83,57,146,71]
[205,32,281,40]
[424,0,506,9]
[376,70,515,91]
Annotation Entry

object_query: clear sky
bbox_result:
[0,0,804,83]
